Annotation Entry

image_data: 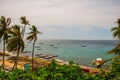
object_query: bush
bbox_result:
[0,59,119,80]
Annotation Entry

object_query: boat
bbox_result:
[35,54,43,57]
[35,46,41,48]
[39,43,44,44]
[57,43,60,45]
[49,44,54,46]
[23,51,31,53]
[37,48,42,50]
[52,47,58,49]
[81,45,86,47]
[95,58,102,66]
[36,54,58,59]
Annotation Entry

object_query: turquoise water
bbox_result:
[0,40,117,67]
[23,40,116,67]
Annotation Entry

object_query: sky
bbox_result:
[0,0,120,40]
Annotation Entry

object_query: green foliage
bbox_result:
[107,57,120,80]
[111,18,120,39]
[0,16,120,80]
[69,60,74,65]
[26,25,41,70]
[0,59,119,80]
[35,59,85,80]
[20,16,29,25]
[108,42,120,55]
[7,25,24,52]
[26,25,42,41]
[0,16,11,70]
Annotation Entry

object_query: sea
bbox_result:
[0,40,117,67]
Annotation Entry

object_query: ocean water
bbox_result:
[23,40,117,67]
[0,40,117,67]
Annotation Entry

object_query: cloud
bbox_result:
[0,0,120,39]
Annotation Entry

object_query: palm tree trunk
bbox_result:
[32,40,35,70]
[3,40,5,70]
[119,37,120,42]
[12,45,20,69]
[22,25,26,39]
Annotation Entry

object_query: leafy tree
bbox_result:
[26,25,41,70]
[0,16,11,70]
[7,25,24,69]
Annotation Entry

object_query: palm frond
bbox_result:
[26,25,41,42]
[20,16,29,25]
[7,38,19,52]
[0,28,4,38]
[12,25,21,36]
[108,42,120,55]
[111,27,118,31]
[117,18,120,26]
[7,25,24,53]
[0,16,11,40]
[26,34,34,41]
[6,18,11,26]
[113,28,120,37]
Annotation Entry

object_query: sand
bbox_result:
[0,51,108,74]
[0,52,50,70]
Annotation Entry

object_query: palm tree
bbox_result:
[108,42,120,55]
[106,18,120,65]
[111,18,120,40]
[107,18,120,55]
[26,25,41,69]
[20,16,30,39]
[7,25,24,69]
[0,16,11,70]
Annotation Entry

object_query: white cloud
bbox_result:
[0,0,120,39]
[0,0,120,29]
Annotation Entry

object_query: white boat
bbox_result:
[95,58,102,66]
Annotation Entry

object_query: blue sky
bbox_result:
[0,0,120,40]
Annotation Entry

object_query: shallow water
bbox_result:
[22,40,116,67]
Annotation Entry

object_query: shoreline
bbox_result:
[0,51,106,73]
[0,40,115,69]
[54,58,102,73]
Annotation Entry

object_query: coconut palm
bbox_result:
[0,16,11,70]
[104,18,120,69]
[20,16,30,39]
[7,25,24,69]
[108,42,120,55]
[26,25,41,69]
[108,18,120,55]
[111,18,120,40]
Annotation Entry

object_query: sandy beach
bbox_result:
[0,51,106,74]
[0,51,50,70]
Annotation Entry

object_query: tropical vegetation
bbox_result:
[0,16,120,79]
[0,59,120,80]
[0,16,11,70]
[6,25,24,69]
[108,18,120,55]
[20,16,30,39]
[111,18,120,40]
[26,25,42,70]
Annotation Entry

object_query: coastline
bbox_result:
[0,40,115,68]
[54,58,102,73]
[0,51,106,73]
